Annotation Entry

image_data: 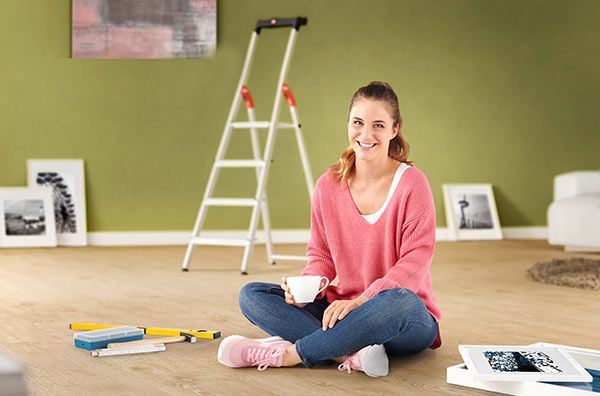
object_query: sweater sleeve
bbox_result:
[301,181,337,294]
[362,170,436,299]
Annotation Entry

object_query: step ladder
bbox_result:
[181,17,314,274]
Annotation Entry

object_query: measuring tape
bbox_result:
[91,343,166,357]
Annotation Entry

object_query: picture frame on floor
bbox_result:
[27,159,88,246]
[0,187,57,248]
[448,343,600,395]
[458,344,593,382]
[442,184,502,241]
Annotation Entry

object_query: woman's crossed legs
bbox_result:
[237,282,438,369]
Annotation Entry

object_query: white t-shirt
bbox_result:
[361,162,410,224]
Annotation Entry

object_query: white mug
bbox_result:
[286,276,329,303]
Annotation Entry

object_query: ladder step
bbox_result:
[271,254,308,262]
[276,122,296,129]
[216,160,265,168]
[231,121,297,129]
[204,198,258,207]
[231,121,270,129]
[192,237,250,247]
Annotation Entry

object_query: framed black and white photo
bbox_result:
[442,184,502,240]
[0,187,57,248]
[448,342,600,395]
[458,345,593,382]
[27,160,87,246]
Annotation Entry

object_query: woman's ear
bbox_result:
[391,124,399,139]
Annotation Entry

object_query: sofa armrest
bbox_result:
[554,171,600,200]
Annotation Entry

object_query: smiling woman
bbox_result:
[332,81,411,186]
[217,81,441,378]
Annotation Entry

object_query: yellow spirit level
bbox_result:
[70,323,221,339]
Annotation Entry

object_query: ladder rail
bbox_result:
[268,83,313,263]
[241,28,299,274]
[289,105,314,200]
[262,29,299,196]
[205,32,260,200]
[182,32,259,271]
[208,32,260,198]
[247,106,275,265]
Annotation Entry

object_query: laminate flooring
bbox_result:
[0,240,598,395]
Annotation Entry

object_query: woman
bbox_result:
[217,81,441,377]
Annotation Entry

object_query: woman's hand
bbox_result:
[280,276,307,308]
[322,295,368,331]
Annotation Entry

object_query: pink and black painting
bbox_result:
[72,0,216,59]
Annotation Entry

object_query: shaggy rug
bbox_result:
[528,258,600,290]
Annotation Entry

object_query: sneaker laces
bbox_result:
[246,346,286,371]
[338,352,361,373]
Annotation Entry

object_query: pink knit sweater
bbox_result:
[301,164,441,348]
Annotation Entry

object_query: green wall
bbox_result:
[1,0,599,231]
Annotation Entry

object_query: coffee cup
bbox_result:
[286,276,329,303]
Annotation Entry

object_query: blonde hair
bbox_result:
[330,81,411,184]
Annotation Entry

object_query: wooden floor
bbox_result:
[0,240,599,395]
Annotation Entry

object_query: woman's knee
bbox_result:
[238,282,280,313]
[239,282,264,322]
[239,282,266,305]
[376,288,430,321]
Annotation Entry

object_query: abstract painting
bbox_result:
[72,0,216,58]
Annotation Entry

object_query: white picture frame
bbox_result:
[27,160,87,246]
[0,187,57,248]
[448,343,600,395]
[458,345,592,383]
[442,184,502,241]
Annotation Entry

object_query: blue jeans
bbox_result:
[239,282,439,368]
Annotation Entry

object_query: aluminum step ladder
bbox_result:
[181,17,314,274]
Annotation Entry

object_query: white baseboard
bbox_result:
[88,231,191,246]
[87,227,548,246]
[501,227,548,240]
[564,245,600,252]
[435,227,547,241]
[87,230,311,246]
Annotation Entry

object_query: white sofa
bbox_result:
[547,171,600,251]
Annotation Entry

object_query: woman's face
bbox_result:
[347,99,398,163]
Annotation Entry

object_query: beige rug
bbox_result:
[528,258,600,290]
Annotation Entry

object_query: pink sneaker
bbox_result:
[338,344,389,377]
[217,335,292,371]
